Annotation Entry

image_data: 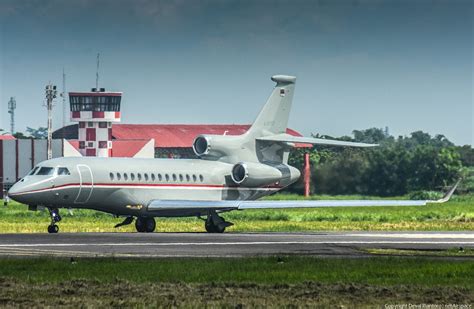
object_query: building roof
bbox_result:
[0,134,15,140]
[68,139,151,157]
[112,124,303,148]
[53,124,309,148]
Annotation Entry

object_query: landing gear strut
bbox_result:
[135,217,156,233]
[47,208,61,234]
[205,211,233,233]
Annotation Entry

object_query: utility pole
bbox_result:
[61,68,66,130]
[45,83,57,160]
[7,97,16,134]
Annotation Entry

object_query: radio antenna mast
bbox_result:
[96,53,100,90]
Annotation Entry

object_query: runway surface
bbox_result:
[0,232,473,258]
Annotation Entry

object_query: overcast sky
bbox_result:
[0,0,472,145]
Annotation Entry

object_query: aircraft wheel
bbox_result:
[205,222,216,233]
[135,217,146,233]
[48,224,59,234]
[205,222,225,233]
[144,217,156,233]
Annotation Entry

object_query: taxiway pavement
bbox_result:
[0,232,472,258]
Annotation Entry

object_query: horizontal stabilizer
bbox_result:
[257,134,378,147]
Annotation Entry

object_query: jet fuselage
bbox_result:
[9,156,300,217]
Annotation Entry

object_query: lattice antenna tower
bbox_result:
[7,97,16,134]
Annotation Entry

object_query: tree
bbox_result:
[26,127,48,139]
[13,132,29,139]
[352,128,389,144]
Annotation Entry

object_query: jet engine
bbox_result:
[192,134,241,159]
[231,162,283,187]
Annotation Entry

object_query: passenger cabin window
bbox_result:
[124,173,128,181]
[192,175,197,182]
[151,174,155,181]
[131,173,135,181]
[157,174,162,181]
[179,174,183,182]
[144,173,149,181]
[28,167,39,175]
[137,173,142,181]
[109,173,114,180]
[57,168,70,176]
[186,174,190,182]
[172,174,177,182]
[199,174,204,182]
[37,167,54,176]
[165,174,169,181]
[116,173,121,181]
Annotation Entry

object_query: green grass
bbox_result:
[0,256,471,286]
[0,257,472,307]
[366,248,474,257]
[1,194,473,232]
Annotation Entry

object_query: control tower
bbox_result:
[69,88,122,157]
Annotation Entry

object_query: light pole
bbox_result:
[45,83,57,160]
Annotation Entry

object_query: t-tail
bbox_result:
[246,75,297,138]
[192,75,378,165]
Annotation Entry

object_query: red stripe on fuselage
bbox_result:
[10,182,282,196]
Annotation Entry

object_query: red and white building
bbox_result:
[69,89,122,157]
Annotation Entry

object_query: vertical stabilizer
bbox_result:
[247,75,296,137]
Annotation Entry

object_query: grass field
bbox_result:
[0,194,473,232]
[0,256,472,307]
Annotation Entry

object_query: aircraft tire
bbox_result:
[205,222,216,233]
[205,222,225,233]
[135,217,146,233]
[144,217,156,233]
[48,224,59,234]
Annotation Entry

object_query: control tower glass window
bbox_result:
[70,95,121,112]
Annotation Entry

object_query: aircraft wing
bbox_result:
[147,180,460,211]
[257,133,378,147]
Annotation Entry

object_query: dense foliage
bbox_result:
[288,128,472,196]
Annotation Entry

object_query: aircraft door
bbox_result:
[75,164,93,204]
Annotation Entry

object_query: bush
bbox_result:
[408,191,443,200]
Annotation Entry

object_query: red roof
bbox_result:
[68,140,150,157]
[112,124,305,148]
[0,134,15,140]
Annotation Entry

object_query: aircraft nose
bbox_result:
[7,182,26,202]
[8,183,20,196]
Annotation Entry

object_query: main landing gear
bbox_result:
[135,217,156,233]
[205,211,233,233]
[114,216,156,232]
[47,208,61,234]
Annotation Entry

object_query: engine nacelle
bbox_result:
[192,134,241,159]
[231,162,283,187]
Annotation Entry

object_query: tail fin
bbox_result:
[246,75,296,137]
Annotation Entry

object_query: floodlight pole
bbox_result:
[45,83,57,160]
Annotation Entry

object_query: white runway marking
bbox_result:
[346,233,474,239]
[0,241,473,247]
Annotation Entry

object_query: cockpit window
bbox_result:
[57,168,70,176]
[36,167,54,176]
[28,167,39,175]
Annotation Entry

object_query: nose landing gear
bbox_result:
[47,208,61,234]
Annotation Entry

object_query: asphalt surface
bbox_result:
[0,232,473,258]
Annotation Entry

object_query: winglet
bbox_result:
[429,179,461,204]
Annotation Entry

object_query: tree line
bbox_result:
[288,128,473,196]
